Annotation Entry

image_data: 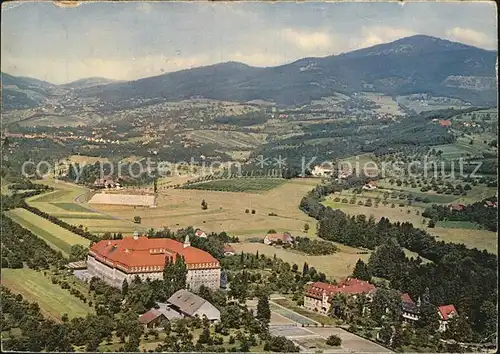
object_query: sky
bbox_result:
[1,1,497,84]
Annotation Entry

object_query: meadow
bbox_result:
[5,208,91,256]
[91,178,320,239]
[1,269,93,321]
[322,193,498,254]
[28,178,145,235]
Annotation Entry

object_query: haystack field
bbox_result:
[90,178,321,238]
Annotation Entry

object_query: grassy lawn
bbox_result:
[429,227,497,254]
[182,178,287,193]
[5,208,90,256]
[50,213,114,220]
[455,186,498,204]
[92,178,320,238]
[436,220,482,230]
[1,269,93,321]
[272,298,339,325]
[51,202,95,213]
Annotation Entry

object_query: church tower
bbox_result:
[183,234,190,248]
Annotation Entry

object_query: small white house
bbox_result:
[195,229,207,238]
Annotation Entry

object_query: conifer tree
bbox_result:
[256,294,271,328]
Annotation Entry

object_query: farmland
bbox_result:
[185,130,267,149]
[1,269,92,321]
[359,92,405,116]
[5,208,91,256]
[90,178,320,238]
[322,193,498,253]
[181,178,286,193]
[26,179,146,235]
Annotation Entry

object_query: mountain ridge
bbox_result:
[2,34,497,109]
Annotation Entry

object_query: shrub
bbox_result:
[251,209,256,214]
[326,335,341,347]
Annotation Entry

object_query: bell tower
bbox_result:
[183,234,190,248]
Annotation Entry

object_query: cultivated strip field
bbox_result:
[186,130,267,149]
[1,269,93,321]
[5,208,91,256]
[182,178,286,193]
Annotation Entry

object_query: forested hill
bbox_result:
[77,35,496,106]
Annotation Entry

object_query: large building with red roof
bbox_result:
[87,234,220,290]
[304,278,376,314]
[437,304,458,332]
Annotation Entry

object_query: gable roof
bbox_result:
[401,293,414,304]
[265,232,293,242]
[138,309,165,324]
[156,303,183,320]
[438,305,457,320]
[89,236,219,270]
[167,289,208,316]
[223,244,235,253]
[305,278,376,299]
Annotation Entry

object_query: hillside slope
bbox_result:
[78,35,497,106]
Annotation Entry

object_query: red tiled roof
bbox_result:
[195,230,207,237]
[438,305,457,321]
[401,293,414,304]
[223,244,235,253]
[305,278,376,299]
[89,236,219,271]
[265,232,293,242]
[450,204,465,211]
[138,309,163,324]
[439,120,452,127]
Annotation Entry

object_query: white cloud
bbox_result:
[446,27,495,49]
[350,26,416,50]
[2,54,213,84]
[281,28,333,52]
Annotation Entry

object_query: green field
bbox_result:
[5,208,90,256]
[182,178,286,193]
[26,179,142,235]
[49,213,114,220]
[51,202,95,213]
[436,220,482,230]
[1,269,92,321]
